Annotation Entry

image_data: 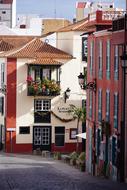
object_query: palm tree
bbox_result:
[69,104,86,153]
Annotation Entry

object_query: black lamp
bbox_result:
[64,88,71,103]
[78,72,96,91]
[0,85,6,94]
[78,72,85,89]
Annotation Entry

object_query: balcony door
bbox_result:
[33,126,51,151]
[35,68,51,80]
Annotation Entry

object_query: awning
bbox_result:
[76,132,86,139]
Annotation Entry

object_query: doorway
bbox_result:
[33,126,51,151]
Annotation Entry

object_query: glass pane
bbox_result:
[55,135,64,146]
[43,69,50,79]
[55,127,65,134]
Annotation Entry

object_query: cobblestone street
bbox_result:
[0,153,127,190]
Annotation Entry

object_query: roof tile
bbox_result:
[0,38,73,60]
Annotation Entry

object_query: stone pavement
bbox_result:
[0,152,127,190]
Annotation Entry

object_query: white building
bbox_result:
[0,0,16,28]
[75,1,123,21]
[0,36,83,153]
[43,18,88,95]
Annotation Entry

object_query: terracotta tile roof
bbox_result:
[57,15,112,33]
[0,40,14,52]
[27,58,63,65]
[0,36,34,52]
[57,18,88,32]
[1,38,73,59]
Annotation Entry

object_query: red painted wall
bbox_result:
[2,0,13,4]
[13,144,33,153]
[6,58,17,153]
[87,32,123,134]
[52,143,82,153]
[86,27,126,179]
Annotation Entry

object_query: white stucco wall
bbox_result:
[56,31,86,100]
[0,4,12,27]
[42,33,57,47]
[16,58,82,144]
[16,59,34,144]
[57,31,74,55]
[12,0,16,28]
[12,18,42,36]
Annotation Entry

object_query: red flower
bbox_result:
[27,76,33,82]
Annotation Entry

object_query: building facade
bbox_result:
[0,37,83,154]
[86,14,127,182]
[0,0,16,28]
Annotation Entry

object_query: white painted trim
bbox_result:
[7,128,16,132]
[94,30,112,37]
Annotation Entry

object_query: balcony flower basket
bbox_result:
[27,77,60,96]
[27,75,33,85]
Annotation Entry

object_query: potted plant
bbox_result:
[53,152,61,160]
[70,151,79,166]
[76,152,86,171]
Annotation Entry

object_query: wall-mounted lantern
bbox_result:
[78,72,96,91]
[64,88,71,103]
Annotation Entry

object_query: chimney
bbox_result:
[76,2,86,21]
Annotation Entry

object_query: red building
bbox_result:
[0,0,13,3]
[86,14,127,182]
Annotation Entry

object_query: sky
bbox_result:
[17,0,126,20]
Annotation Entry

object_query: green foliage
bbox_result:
[53,152,61,160]
[70,151,79,160]
[76,152,86,166]
[27,78,60,95]
[78,152,85,162]
[70,151,79,166]
[69,105,86,122]
[69,105,86,153]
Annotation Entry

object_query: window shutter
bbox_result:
[98,89,102,121]
[114,93,118,128]
[106,90,110,121]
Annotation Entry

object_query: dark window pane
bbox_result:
[55,127,65,134]
[82,37,87,62]
[55,135,64,146]
[19,127,30,134]
[34,111,51,123]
